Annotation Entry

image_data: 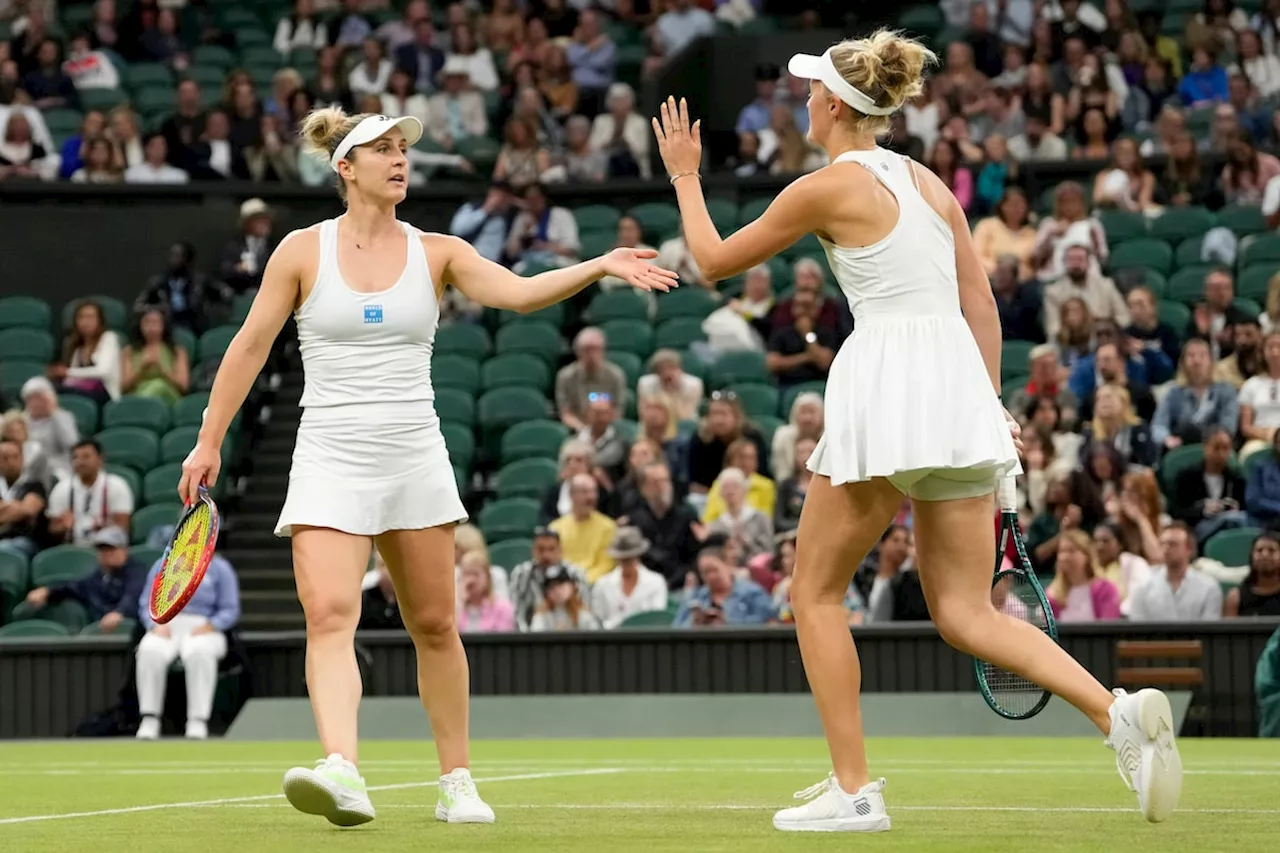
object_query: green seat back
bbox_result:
[599,319,654,358]
[81,616,137,636]
[477,388,552,432]
[142,463,184,505]
[493,321,562,363]
[619,608,675,628]
[738,197,772,226]
[1238,264,1280,302]
[197,325,239,362]
[1001,341,1037,382]
[58,393,99,436]
[573,204,621,234]
[0,296,52,330]
[495,457,560,500]
[580,230,616,259]
[729,382,780,419]
[608,351,642,390]
[105,463,142,501]
[132,502,182,544]
[159,426,199,464]
[95,427,160,472]
[704,198,738,233]
[172,393,211,427]
[1166,264,1219,305]
[1217,205,1267,237]
[654,317,707,351]
[431,354,481,394]
[1108,238,1174,277]
[654,288,719,324]
[481,354,552,392]
[585,289,651,324]
[183,64,226,86]
[1203,527,1264,568]
[126,63,173,90]
[0,359,46,398]
[102,395,171,433]
[129,546,164,572]
[0,619,72,638]
[500,420,570,465]
[79,88,128,112]
[1149,206,1217,243]
[435,323,493,361]
[1174,236,1205,269]
[1157,300,1191,333]
[0,549,29,620]
[709,350,768,388]
[494,303,565,327]
[780,381,826,418]
[1158,444,1204,492]
[31,546,97,587]
[487,538,533,571]
[440,421,475,472]
[1240,234,1280,269]
[0,327,55,362]
[477,498,540,542]
[192,45,236,68]
[1097,210,1147,244]
[42,107,84,136]
[626,202,681,242]
[62,296,127,331]
[434,388,476,427]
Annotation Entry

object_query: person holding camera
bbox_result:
[672,544,776,628]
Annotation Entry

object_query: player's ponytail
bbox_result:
[300,106,362,161]
[830,30,936,134]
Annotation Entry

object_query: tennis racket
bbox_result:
[147,486,220,624]
[973,474,1058,720]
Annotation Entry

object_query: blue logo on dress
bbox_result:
[364,305,384,324]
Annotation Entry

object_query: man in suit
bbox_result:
[218,199,276,295]
[394,17,444,94]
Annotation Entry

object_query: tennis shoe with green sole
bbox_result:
[436,767,495,824]
[1106,688,1183,823]
[772,774,891,832]
[282,753,376,827]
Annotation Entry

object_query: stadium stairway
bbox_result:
[222,363,306,630]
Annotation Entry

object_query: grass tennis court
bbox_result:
[1,737,1275,852]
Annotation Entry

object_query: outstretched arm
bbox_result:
[430,235,676,314]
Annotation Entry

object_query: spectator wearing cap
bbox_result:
[529,564,600,631]
[219,199,275,295]
[135,242,225,334]
[672,544,776,628]
[449,181,516,265]
[591,527,669,628]
[1043,245,1129,341]
[565,8,616,115]
[23,525,145,628]
[19,377,78,483]
[135,550,240,740]
[628,461,702,589]
[427,56,488,149]
[508,528,593,631]
[46,439,134,547]
[735,63,779,135]
[0,438,48,559]
[124,133,188,184]
[555,327,627,432]
[551,473,618,583]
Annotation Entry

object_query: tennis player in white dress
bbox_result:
[652,29,1181,833]
[180,107,676,828]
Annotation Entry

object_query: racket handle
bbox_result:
[997,474,1017,512]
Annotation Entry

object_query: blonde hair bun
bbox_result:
[831,29,936,119]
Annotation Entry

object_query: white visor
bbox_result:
[330,114,423,171]
[788,48,897,117]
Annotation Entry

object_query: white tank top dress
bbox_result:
[806,148,1021,495]
[273,217,467,537]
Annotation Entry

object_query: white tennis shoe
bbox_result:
[436,767,495,823]
[283,753,377,827]
[772,774,892,832]
[1105,688,1183,822]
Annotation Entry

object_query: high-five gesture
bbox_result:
[600,247,680,292]
[652,96,702,181]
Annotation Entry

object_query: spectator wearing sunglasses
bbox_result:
[555,326,627,431]
[686,390,767,500]
[577,390,630,488]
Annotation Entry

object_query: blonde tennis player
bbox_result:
[652,30,1181,832]
[179,107,676,827]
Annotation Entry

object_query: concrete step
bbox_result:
[235,568,297,592]
[238,612,306,630]
[239,589,303,616]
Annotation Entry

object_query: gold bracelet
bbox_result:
[669,171,700,184]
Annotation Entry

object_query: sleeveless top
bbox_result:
[295,218,439,414]
[1238,585,1280,617]
[818,147,961,324]
[130,345,180,404]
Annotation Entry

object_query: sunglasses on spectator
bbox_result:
[588,392,612,404]
[710,390,739,402]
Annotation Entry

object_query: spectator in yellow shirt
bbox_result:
[550,473,618,582]
[701,438,777,524]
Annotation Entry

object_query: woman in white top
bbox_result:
[1238,331,1280,459]
[52,300,121,403]
[652,29,1181,831]
[179,106,673,829]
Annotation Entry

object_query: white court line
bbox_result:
[0,768,624,827]
[207,802,1280,816]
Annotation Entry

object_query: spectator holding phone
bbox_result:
[672,544,776,628]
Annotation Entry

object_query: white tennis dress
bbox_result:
[806,148,1020,495]
[274,217,467,537]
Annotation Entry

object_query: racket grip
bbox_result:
[997,474,1017,512]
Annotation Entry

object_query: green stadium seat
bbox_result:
[0,549,29,621]
[729,383,780,419]
[1149,207,1217,243]
[600,319,654,358]
[62,296,127,331]
[1158,444,1204,492]
[434,388,476,426]
[79,88,128,112]
[500,420,570,465]
[0,296,51,330]
[95,427,160,472]
[1238,264,1280,302]
[1167,264,1220,305]
[1174,237,1204,269]
[494,321,562,363]
[183,64,226,87]
[31,546,97,587]
[455,136,500,173]
[654,287,719,323]
[738,197,771,225]
[129,546,164,571]
[132,85,177,116]
[1236,297,1264,317]
[142,463,184,505]
[9,595,89,631]
[102,395,171,433]
[709,351,768,388]
[585,290,651,324]
[197,325,239,362]
[608,351,643,390]
[435,323,492,360]
[431,354,482,394]
[126,63,173,89]
[781,233,825,261]
[481,353,551,392]
[1108,239,1174,277]
[580,230,616,259]
[1097,210,1147,244]
[172,393,210,427]
[627,202,682,241]
[495,457,560,500]
[477,497,540,542]
[1241,234,1280,269]
[0,619,72,638]
[228,292,255,325]
[1002,376,1029,408]
[1001,340,1036,382]
[440,421,475,472]
[1157,300,1191,334]
[487,538,532,570]
[0,327,54,362]
[705,198,738,233]
[654,317,707,351]
[573,205,621,235]
[1217,205,1267,237]
[494,303,565,327]
[192,45,236,68]
[897,3,946,37]
[42,108,83,138]
[618,609,675,628]
[780,381,826,418]
[132,502,182,544]
[81,616,137,636]
[1203,527,1263,567]
[219,7,264,28]
[478,388,552,444]
[159,426,198,464]
[105,463,142,501]
[0,359,46,398]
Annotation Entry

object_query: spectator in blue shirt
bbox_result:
[23,525,145,631]
[565,9,616,115]
[1179,47,1229,107]
[134,553,242,740]
[674,545,777,627]
[1246,432,1280,529]
[735,63,779,135]
[1150,338,1240,451]
[450,181,517,264]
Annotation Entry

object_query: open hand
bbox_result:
[600,247,679,292]
[651,96,702,180]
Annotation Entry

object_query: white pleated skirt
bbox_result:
[274,401,467,538]
[807,314,1022,488]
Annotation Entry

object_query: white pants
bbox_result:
[135,613,227,723]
